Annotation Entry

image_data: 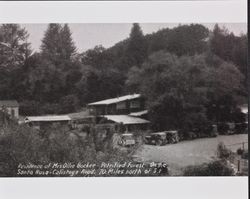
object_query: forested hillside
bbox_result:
[0,23,247,130]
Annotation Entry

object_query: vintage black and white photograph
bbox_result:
[0,22,248,177]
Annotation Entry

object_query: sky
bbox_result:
[21,23,247,53]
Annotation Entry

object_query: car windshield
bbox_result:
[122,135,133,139]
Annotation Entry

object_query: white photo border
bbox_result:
[0,1,248,199]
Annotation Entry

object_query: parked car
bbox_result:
[234,122,248,134]
[217,122,235,135]
[118,133,136,147]
[166,130,180,143]
[145,130,179,146]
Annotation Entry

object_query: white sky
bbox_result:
[21,23,247,53]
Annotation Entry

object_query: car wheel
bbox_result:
[156,140,163,146]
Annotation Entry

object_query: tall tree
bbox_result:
[123,23,148,68]
[0,24,31,70]
[0,24,31,100]
[126,51,243,132]
[40,23,62,65]
[60,24,76,61]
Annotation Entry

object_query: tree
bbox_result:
[123,23,148,69]
[59,94,80,114]
[126,51,243,133]
[210,24,247,80]
[41,24,77,66]
[165,24,209,56]
[0,24,31,100]
[81,45,114,71]
[40,23,62,65]
[0,24,31,70]
[76,66,125,105]
[59,24,77,63]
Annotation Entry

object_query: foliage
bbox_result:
[183,160,234,176]
[0,123,133,176]
[0,24,31,70]
[149,24,209,56]
[210,24,247,76]
[217,142,231,159]
[59,94,80,114]
[236,148,243,155]
[126,51,243,134]
[0,24,31,100]
[0,23,247,130]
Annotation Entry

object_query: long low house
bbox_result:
[24,115,71,130]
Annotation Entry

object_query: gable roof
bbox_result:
[0,100,19,107]
[129,110,148,117]
[24,115,71,123]
[88,94,141,106]
[103,115,150,125]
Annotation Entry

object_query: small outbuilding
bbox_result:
[0,100,19,119]
[24,115,71,130]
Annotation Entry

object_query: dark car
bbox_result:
[145,130,179,146]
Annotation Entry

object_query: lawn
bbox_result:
[135,134,248,175]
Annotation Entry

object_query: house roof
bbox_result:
[129,110,148,117]
[239,104,248,114]
[68,110,94,120]
[88,94,141,106]
[24,115,71,123]
[103,115,150,125]
[0,100,19,107]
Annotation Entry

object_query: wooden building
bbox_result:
[24,115,71,130]
[0,100,19,119]
[87,94,146,115]
[99,115,150,132]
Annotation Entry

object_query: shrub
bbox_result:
[236,148,243,155]
[183,160,235,176]
[241,151,248,159]
[217,142,231,159]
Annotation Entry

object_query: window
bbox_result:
[117,102,126,110]
[130,101,140,108]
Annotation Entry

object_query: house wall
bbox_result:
[88,97,145,116]
[0,106,19,118]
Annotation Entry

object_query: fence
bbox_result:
[225,142,248,151]
[226,142,248,175]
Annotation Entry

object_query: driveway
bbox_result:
[135,134,248,175]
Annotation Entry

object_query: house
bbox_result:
[86,94,150,132]
[24,115,71,130]
[0,100,19,119]
[87,94,146,115]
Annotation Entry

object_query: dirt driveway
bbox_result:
[135,134,248,175]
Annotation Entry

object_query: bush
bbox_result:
[217,123,229,134]
[236,148,243,155]
[0,123,134,177]
[241,151,248,159]
[183,160,235,176]
[217,142,231,159]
